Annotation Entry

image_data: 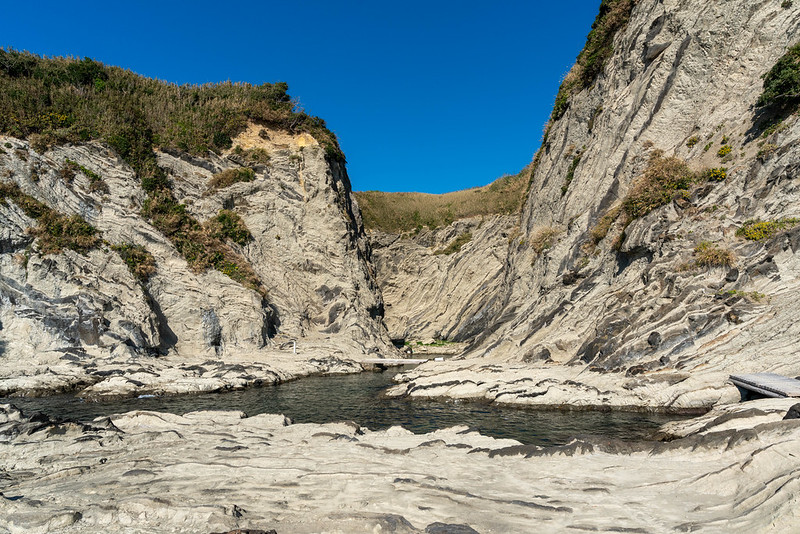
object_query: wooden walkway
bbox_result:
[729,373,800,398]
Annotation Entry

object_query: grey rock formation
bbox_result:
[0,127,395,397]
[2,399,799,533]
[387,0,800,410]
[370,214,516,343]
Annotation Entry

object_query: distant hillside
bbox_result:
[354,171,529,234]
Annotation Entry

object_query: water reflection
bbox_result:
[1,371,688,446]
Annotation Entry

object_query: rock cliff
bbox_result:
[386,0,800,410]
[0,125,394,397]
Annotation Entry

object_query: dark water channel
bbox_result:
[2,370,690,446]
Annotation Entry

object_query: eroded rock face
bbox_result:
[2,400,799,533]
[369,215,517,343]
[0,128,394,397]
[390,0,800,409]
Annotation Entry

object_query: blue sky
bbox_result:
[1,1,602,193]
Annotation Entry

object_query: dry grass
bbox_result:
[694,241,735,268]
[355,172,528,233]
[207,167,255,193]
[622,151,695,219]
[530,226,561,253]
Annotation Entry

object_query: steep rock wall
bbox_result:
[0,128,393,396]
[369,214,517,343]
[389,0,800,409]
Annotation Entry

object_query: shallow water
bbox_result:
[2,370,689,446]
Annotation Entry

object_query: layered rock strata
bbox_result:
[369,214,516,343]
[387,0,800,410]
[2,399,799,533]
[0,127,394,398]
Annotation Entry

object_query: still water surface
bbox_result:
[2,371,689,446]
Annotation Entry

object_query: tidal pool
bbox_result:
[2,370,690,446]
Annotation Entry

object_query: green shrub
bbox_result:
[686,136,699,148]
[703,142,712,152]
[205,210,252,246]
[736,218,799,240]
[63,158,108,193]
[0,181,51,218]
[561,152,582,196]
[1,181,100,255]
[207,167,255,192]
[112,243,156,281]
[434,232,472,255]
[30,211,99,254]
[551,0,636,120]
[140,190,264,295]
[0,49,345,173]
[694,241,735,268]
[758,42,800,108]
[699,167,727,182]
[717,145,732,158]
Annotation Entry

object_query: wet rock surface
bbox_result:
[1,400,799,533]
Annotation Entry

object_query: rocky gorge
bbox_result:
[2,0,800,531]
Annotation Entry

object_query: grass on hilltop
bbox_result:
[0,49,343,165]
[354,172,528,234]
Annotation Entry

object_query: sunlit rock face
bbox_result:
[2,400,799,532]
[0,128,394,398]
[388,0,800,410]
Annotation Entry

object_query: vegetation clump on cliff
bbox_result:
[552,0,637,120]
[355,171,528,234]
[757,42,800,109]
[207,167,256,193]
[736,218,799,241]
[0,51,280,295]
[0,181,100,254]
[205,210,253,247]
[693,241,735,268]
[434,232,472,255]
[588,152,729,248]
[111,243,156,281]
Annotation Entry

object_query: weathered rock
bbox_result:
[369,215,516,344]
[0,128,396,397]
[1,401,799,533]
[380,0,800,411]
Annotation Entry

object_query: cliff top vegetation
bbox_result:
[354,171,528,234]
[0,49,344,165]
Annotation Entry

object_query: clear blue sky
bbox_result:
[1,1,602,193]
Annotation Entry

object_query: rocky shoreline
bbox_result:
[0,346,364,400]
[2,398,799,533]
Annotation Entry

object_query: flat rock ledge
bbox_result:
[383,359,758,412]
[0,346,364,400]
[2,400,800,533]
